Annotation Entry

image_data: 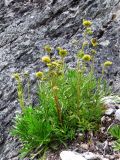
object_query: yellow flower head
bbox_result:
[47,63,52,67]
[104,61,112,67]
[82,54,91,61]
[51,61,60,67]
[50,71,58,77]
[24,72,29,78]
[86,27,93,35]
[13,73,20,80]
[41,56,51,63]
[91,38,98,47]
[59,49,68,57]
[53,86,59,91]
[91,49,96,55]
[36,71,43,78]
[44,45,52,53]
[82,41,89,47]
[83,19,92,27]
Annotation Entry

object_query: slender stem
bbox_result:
[37,80,41,105]
[27,77,31,105]
[61,57,65,76]
[54,94,62,123]
[76,59,81,111]
[17,79,25,112]
[91,55,95,74]
[98,67,105,92]
[51,77,62,124]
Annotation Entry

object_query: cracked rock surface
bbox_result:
[0,0,120,159]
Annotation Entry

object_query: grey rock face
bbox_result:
[4,0,14,6]
[0,0,120,159]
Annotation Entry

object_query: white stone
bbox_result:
[82,152,100,160]
[105,108,115,115]
[115,109,120,121]
[60,151,86,160]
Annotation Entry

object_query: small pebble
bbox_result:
[80,143,89,150]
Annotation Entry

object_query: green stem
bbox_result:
[27,77,31,105]
[61,57,65,76]
[98,67,105,92]
[54,94,62,124]
[51,77,62,124]
[17,79,25,112]
[91,56,95,74]
[76,59,81,112]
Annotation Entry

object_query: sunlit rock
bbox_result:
[4,0,14,6]
[60,151,86,160]
[115,109,120,121]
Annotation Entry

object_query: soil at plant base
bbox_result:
[47,110,120,160]
[0,0,120,159]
